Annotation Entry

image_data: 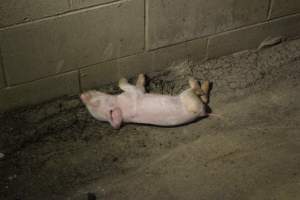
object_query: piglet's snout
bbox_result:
[80,93,92,104]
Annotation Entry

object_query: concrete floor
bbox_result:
[75,78,299,200]
[0,40,299,200]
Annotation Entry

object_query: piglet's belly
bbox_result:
[123,94,199,126]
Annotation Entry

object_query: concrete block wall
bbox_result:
[0,0,300,112]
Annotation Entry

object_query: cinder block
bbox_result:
[207,14,300,59]
[0,71,79,112]
[80,61,122,91]
[1,0,144,85]
[71,0,118,9]
[80,37,207,90]
[149,38,207,72]
[207,24,270,59]
[186,38,208,62]
[0,0,70,28]
[268,14,300,39]
[270,0,300,19]
[119,37,207,78]
[146,0,269,50]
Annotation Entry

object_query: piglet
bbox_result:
[80,74,209,129]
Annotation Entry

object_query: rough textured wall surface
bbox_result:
[0,0,300,112]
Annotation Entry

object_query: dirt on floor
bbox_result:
[0,39,300,200]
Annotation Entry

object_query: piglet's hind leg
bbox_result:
[118,78,137,93]
[200,81,210,103]
[180,89,203,114]
[189,78,209,104]
[136,73,146,93]
[119,76,145,94]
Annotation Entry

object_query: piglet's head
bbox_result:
[80,90,123,129]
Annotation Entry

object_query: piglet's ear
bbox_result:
[108,107,123,129]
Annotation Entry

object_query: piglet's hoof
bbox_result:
[118,78,128,87]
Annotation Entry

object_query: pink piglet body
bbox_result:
[118,92,205,126]
[80,75,208,129]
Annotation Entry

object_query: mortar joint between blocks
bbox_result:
[0,47,8,87]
